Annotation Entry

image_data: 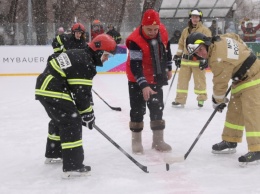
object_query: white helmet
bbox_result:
[189,9,203,20]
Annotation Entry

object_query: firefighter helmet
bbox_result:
[88,34,117,55]
[92,20,101,26]
[186,32,211,55]
[189,9,203,20]
[246,21,253,27]
[71,23,85,33]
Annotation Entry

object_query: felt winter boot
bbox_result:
[150,120,172,152]
[129,121,144,154]
[131,131,143,154]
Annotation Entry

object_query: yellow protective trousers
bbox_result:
[174,65,207,104]
[222,84,260,151]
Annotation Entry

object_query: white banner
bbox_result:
[0,46,53,75]
[0,44,178,75]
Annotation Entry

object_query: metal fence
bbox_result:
[0,18,259,45]
[0,21,139,45]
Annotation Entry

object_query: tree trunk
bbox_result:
[7,0,18,45]
[33,0,48,45]
[117,0,126,32]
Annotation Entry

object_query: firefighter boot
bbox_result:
[130,121,144,154]
[151,120,172,152]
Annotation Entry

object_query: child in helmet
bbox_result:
[52,22,87,53]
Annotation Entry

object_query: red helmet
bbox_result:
[71,23,85,33]
[88,34,117,55]
[92,20,101,25]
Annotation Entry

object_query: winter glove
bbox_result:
[82,111,95,129]
[173,55,181,68]
[212,96,229,113]
[199,59,208,70]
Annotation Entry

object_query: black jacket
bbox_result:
[52,34,87,53]
[35,47,97,112]
[106,28,122,44]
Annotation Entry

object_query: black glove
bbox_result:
[173,55,181,68]
[212,96,229,113]
[82,111,95,129]
[199,59,208,70]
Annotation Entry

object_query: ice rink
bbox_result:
[0,73,259,194]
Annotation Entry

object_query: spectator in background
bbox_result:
[56,27,64,36]
[241,20,260,42]
[91,20,104,40]
[106,24,122,44]
[169,30,181,44]
[225,21,236,33]
[209,20,222,36]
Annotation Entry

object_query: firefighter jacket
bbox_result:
[208,33,260,103]
[241,24,260,42]
[177,22,211,66]
[125,23,170,88]
[106,28,122,44]
[52,34,87,53]
[35,47,97,114]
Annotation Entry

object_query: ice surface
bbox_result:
[0,73,259,194]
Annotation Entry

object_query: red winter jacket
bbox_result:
[241,24,260,42]
[126,24,168,84]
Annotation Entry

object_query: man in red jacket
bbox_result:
[241,20,260,42]
[125,9,173,154]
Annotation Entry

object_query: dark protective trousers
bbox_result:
[39,99,84,171]
[128,81,164,123]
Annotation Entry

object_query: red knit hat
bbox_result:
[141,9,160,26]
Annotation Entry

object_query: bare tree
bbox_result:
[33,0,48,45]
[5,0,18,45]
[117,0,126,32]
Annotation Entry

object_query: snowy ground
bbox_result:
[1,73,259,194]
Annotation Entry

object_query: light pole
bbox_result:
[28,0,33,45]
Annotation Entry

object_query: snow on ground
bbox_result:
[0,73,259,194]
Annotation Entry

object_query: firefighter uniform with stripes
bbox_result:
[186,32,260,162]
[172,9,211,107]
[35,34,116,172]
[52,23,87,54]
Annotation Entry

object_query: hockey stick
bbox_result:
[92,89,122,111]
[164,67,179,106]
[165,86,232,170]
[93,124,149,173]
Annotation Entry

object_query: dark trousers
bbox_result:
[128,81,164,122]
[39,99,84,171]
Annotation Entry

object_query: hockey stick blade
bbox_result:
[164,155,185,164]
[110,107,122,111]
[92,89,122,111]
